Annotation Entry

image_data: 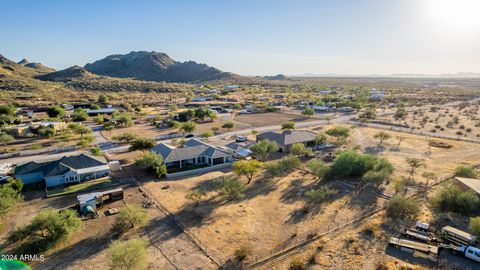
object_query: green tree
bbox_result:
[233,160,263,184]
[113,132,138,143]
[135,151,166,177]
[90,147,102,156]
[373,131,391,146]
[194,106,216,121]
[454,165,478,178]
[7,208,81,253]
[361,169,390,188]
[38,127,55,138]
[114,204,148,231]
[103,122,115,134]
[469,217,480,237]
[0,104,16,115]
[290,143,312,157]
[201,131,214,139]
[46,106,66,118]
[222,121,235,131]
[90,104,100,110]
[181,121,197,134]
[118,113,134,127]
[98,94,109,105]
[0,133,14,149]
[129,138,156,153]
[405,157,425,180]
[107,238,147,270]
[249,139,279,161]
[422,171,437,192]
[314,133,327,148]
[94,114,105,124]
[0,184,23,216]
[215,176,245,200]
[431,183,479,215]
[302,107,314,117]
[385,195,420,220]
[186,189,206,207]
[281,121,295,130]
[72,108,88,122]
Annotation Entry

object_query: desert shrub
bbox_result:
[215,176,245,200]
[308,159,329,179]
[0,183,23,216]
[112,132,138,143]
[305,185,339,208]
[185,189,206,206]
[430,183,479,215]
[234,244,252,261]
[281,121,295,130]
[289,258,306,270]
[385,195,420,220]
[278,155,301,171]
[454,165,478,178]
[264,161,283,178]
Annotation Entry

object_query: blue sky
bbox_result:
[1,0,479,75]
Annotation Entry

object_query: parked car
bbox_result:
[235,135,247,142]
[184,134,194,138]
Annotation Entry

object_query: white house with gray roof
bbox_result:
[150,139,233,175]
[14,154,110,188]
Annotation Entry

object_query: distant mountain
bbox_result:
[292,72,480,78]
[84,51,239,82]
[17,58,29,65]
[264,74,288,80]
[36,65,94,81]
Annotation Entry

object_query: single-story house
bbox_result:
[14,154,111,188]
[256,130,318,152]
[86,108,116,116]
[9,121,66,137]
[150,138,233,174]
[454,177,480,197]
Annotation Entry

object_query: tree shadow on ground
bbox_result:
[31,230,117,270]
[364,145,386,155]
[285,182,349,224]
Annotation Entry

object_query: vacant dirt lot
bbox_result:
[143,168,384,265]
[349,127,480,185]
[234,112,318,128]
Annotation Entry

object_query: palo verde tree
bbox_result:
[249,139,279,161]
[405,157,425,180]
[214,176,246,200]
[107,238,148,270]
[7,208,81,253]
[222,121,235,131]
[129,138,156,153]
[114,204,148,232]
[186,189,206,207]
[373,131,391,146]
[302,106,314,117]
[233,160,263,184]
[181,121,197,134]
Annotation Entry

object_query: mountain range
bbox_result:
[83,51,238,83]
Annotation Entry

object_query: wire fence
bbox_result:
[134,179,222,267]
[241,205,384,269]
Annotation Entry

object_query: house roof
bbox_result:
[455,177,480,195]
[15,154,107,178]
[256,130,318,146]
[151,139,230,162]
